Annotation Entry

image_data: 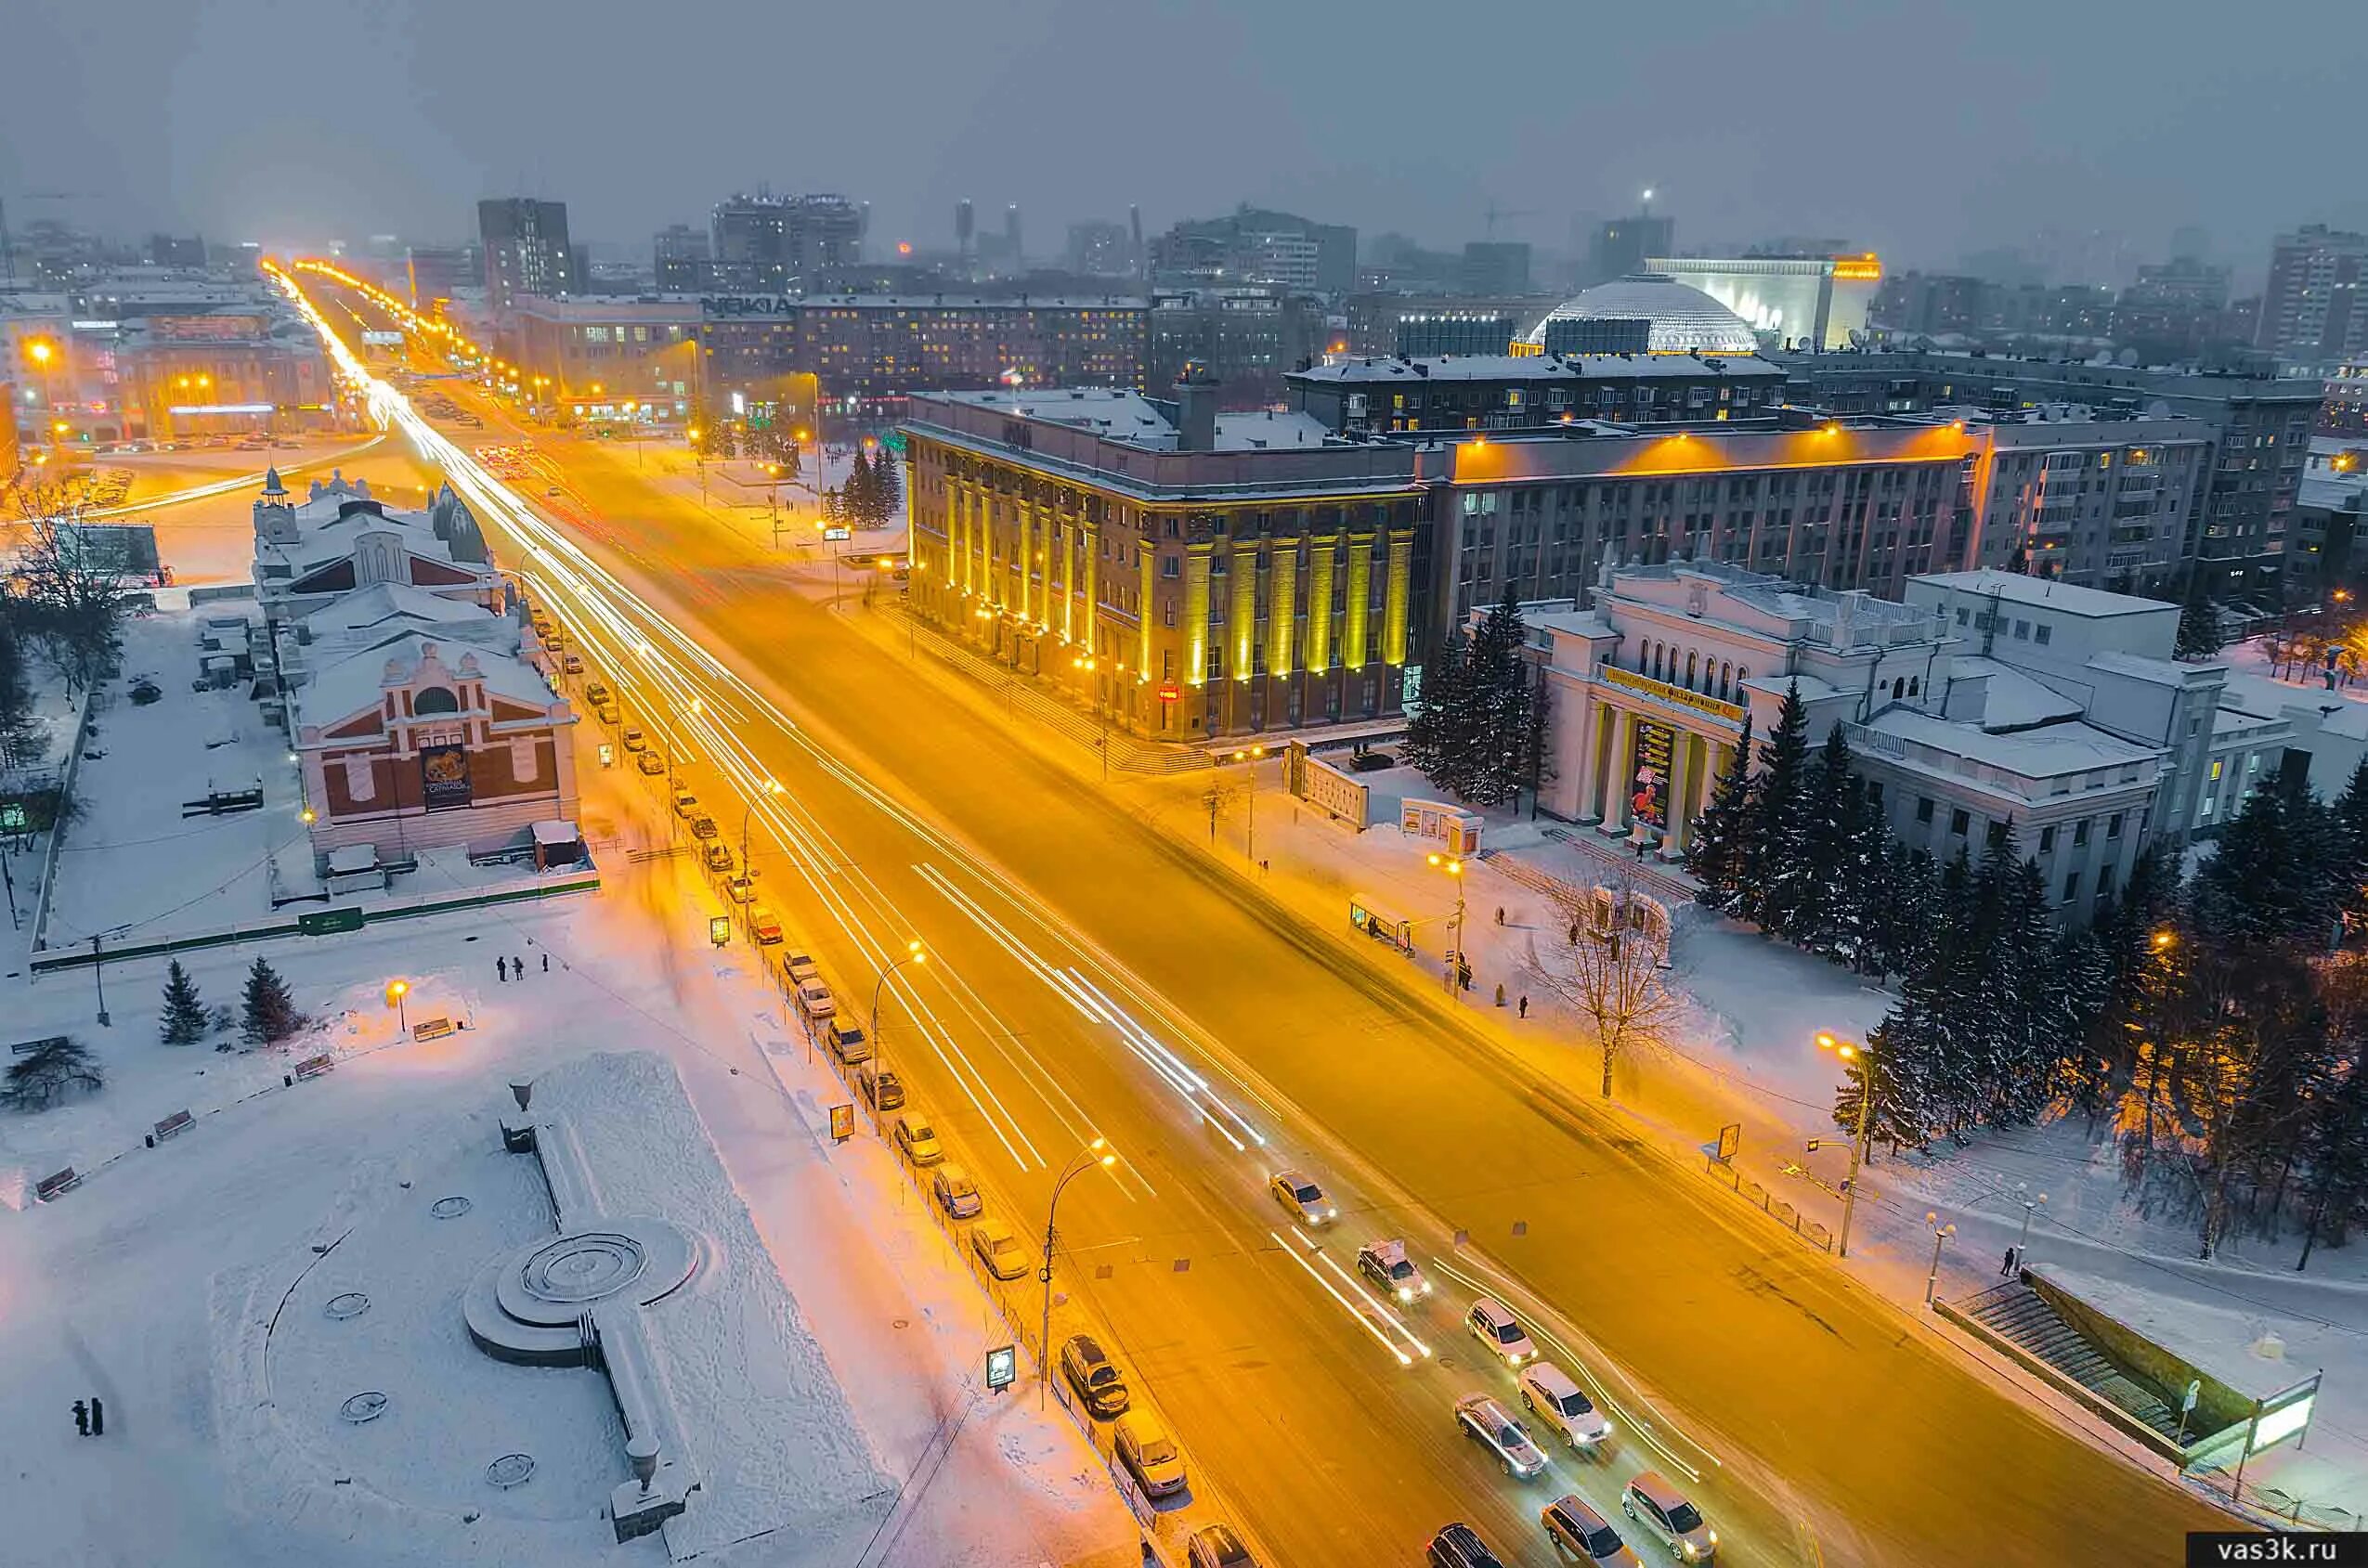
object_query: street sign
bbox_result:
[824,525,852,542]
[298,907,366,936]
[828,1103,855,1142]
[0,803,25,831]
[709,915,731,946]
[2182,1379,2202,1413]
[1715,1121,1742,1163]
[1157,680,1181,704]
[598,743,615,768]
[985,1344,1017,1393]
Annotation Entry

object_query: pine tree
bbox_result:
[872,444,903,524]
[1686,717,1754,912]
[2191,773,2342,950]
[1796,724,1864,956]
[1461,590,1533,807]
[842,447,878,527]
[2331,756,2368,929]
[2176,582,2224,658]
[1833,1030,1932,1157]
[1745,681,1813,937]
[1403,628,1475,797]
[1983,851,2062,1129]
[159,960,208,1045]
[241,957,303,1046]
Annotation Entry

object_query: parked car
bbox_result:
[620,726,646,751]
[1058,1334,1130,1419]
[635,751,665,775]
[725,875,757,903]
[826,1019,871,1064]
[748,905,783,943]
[1113,1413,1187,1498]
[1427,1523,1508,1568]
[596,702,622,726]
[780,950,821,984]
[689,815,719,840]
[1453,1393,1548,1480]
[701,842,734,874]
[795,979,835,1022]
[561,653,583,673]
[894,1115,943,1166]
[1621,1471,1716,1563]
[1542,1495,1642,1566]
[1468,1297,1538,1367]
[582,681,610,706]
[1186,1524,1259,1568]
[1356,1238,1432,1303]
[1518,1363,1612,1453]
[1269,1169,1336,1226]
[671,788,699,818]
[930,1161,979,1218]
[971,1218,1025,1280]
[860,1064,904,1110]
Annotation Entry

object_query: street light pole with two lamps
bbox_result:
[1427,852,1465,996]
[1040,1138,1117,1406]
[1817,1030,1876,1258]
[868,940,926,1129]
[1231,745,1266,864]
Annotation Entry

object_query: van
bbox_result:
[1621,1471,1716,1563]
[827,1019,871,1064]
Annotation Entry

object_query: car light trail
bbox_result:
[1269,1230,1414,1368]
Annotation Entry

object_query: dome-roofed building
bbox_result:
[1522,273,1762,356]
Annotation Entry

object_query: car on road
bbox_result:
[700,842,733,873]
[794,979,835,1020]
[635,751,664,775]
[1452,1393,1547,1480]
[1542,1496,1641,1565]
[544,486,561,498]
[1186,1524,1259,1568]
[725,874,757,902]
[971,1218,1025,1280]
[930,1161,978,1218]
[1621,1471,1715,1562]
[1518,1362,1612,1452]
[689,815,719,840]
[861,1063,905,1110]
[620,726,646,751]
[671,788,699,819]
[893,1115,943,1166]
[561,653,583,673]
[826,1019,870,1064]
[1058,1334,1129,1419]
[582,681,609,706]
[1113,1413,1187,1498]
[748,906,783,943]
[1426,1523,1508,1568]
[1356,1238,1432,1303]
[780,950,820,984]
[1467,1297,1538,1367]
[596,701,621,725]
[1268,1169,1336,1226]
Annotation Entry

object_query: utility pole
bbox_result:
[1817,1032,1875,1258]
[1039,1141,1114,1406]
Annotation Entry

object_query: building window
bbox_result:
[2062,871,2081,904]
[1161,556,1179,578]
[2074,818,2090,846]
[2035,625,2051,645]
[1917,796,1934,824]
[2039,824,2056,852]
[2107,811,2124,839]
[2013,619,2030,640]
[1950,808,1970,836]
[1986,820,2008,848]
[1162,599,1177,627]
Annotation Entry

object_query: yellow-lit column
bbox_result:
[1343,532,1374,668]
[1604,707,1636,831]
[1014,498,1033,622]
[1138,533,1156,681]
[1267,545,1298,679]
[1383,526,1413,667]
[1184,545,1213,688]
[1230,540,1257,682]
[1661,731,1695,853]
[1305,538,1336,673]
[1080,522,1098,654]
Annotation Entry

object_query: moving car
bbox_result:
[1453,1393,1547,1479]
[1518,1362,1613,1452]
[1186,1524,1258,1568]
[1356,1238,1432,1303]
[971,1219,1026,1280]
[1268,1169,1336,1226]
[893,1115,943,1166]
[1621,1471,1716,1562]
[930,1162,978,1218]
[1467,1297,1538,1367]
[1058,1334,1130,1419]
[860,1064,904,1111]
[1427,1523,1508,1568]
[1542,1496,1641,1566]
[1113,1413,1186,1498]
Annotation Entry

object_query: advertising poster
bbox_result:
[1631,719,1673,830]
[420,742,474,810]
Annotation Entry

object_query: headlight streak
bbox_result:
[1269,1229,1413,1369]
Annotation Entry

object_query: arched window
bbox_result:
[1737,666,1750,688]
[1685,651,1698,689]
[1650,643,1662,680]
[1892,677,1906,699]
[1719,662,1732,698]
[1908,676,1920,697]
[414,686,461,715]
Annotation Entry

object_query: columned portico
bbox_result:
[1586,667,1746,852]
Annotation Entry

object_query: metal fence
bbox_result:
[1699,1152,1835,1252]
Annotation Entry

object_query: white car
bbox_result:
[1519,1362,1613,1451]
[1467,1297,1538,1367]
[894,1115,943,1167]
[931,1163,981,1219]
[1355,1238,1431,1304]
[1453,1393,1548,1480]
[1269,1169,1336,1226]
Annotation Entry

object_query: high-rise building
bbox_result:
[148,234,207,269]
[654,224,710,291]
[2257,225,2368,364]
[709,192,863,291]
[477,197,575,311]
[1147,288,1322,406]
[2111,256,2233,361]
[1067,221,1131,278]
[1151,209,1357,295]
[405,245,477,314]
[1460,242,1531,295]
[956,199,975,274]
[1589,211,1673,285]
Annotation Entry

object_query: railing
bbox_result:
[1698,1151,1834,1252]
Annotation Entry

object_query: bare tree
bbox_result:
[1199,778,1240,848]
[1537,877,1685,1100]
[7,473,127,694]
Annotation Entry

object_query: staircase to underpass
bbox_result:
[1955,1280,2186,1440]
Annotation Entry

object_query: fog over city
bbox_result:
[8,0,2368,275]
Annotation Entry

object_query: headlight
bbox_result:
[1326,1207,1337,1218]
[1397,1287,1412,1302]
[1421,1280,1433,1294]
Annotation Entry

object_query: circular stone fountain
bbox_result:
[463,1218,697,1365]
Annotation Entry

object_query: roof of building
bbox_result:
[1910,569,2179,619]
[295,580,503,641]
[511,292,1147,320]
[297,632,553,730]
[1292,352,1783,385]
[1865,706,2158,779]
[1523,274,1761,356]
[1950,657,2088,730]
[926,387,1336,453]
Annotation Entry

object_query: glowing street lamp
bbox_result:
[868,940,927,1129]
[1818,1031,1874,1257]
[384,978,410,1034]
[1040,1137,1118,1406]
[1428,852,1466,995]
[1231,745,1267,865]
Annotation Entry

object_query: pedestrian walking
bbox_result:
[1632,839,1646,861]
[72,1400,88,1437]
[496,957,508,982]
[1494,907,1505,927]
[1999,1245,2018,1277]
[1494,982,1506,1007]
[540,952,550,973]
[513,955,525,978]
[1518,995,1529,1019]
[90,1397,103,1436]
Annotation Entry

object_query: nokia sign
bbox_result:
[698,296,800,318]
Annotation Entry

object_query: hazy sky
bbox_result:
[7,0,2366,283]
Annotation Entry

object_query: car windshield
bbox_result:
[1667,1503,1704,1533]
[909,1123,933,1140]
[1292,1183,1322,1202]
[1138,1436,1176,1464]
[1584,1524,1622,1556]
[1387,1258,1414,1280]
[1494,1423,1522,1447]
[1558,1389,1596,1416]
[1493,1320,1524,1343]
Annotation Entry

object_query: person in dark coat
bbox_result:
[72,1400,88,1436]
[89,1397,103,1436]
[496,957,509,982]
[512,956,525,979]
[540,952,550,973]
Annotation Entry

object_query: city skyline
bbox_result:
[8,0,2368,279]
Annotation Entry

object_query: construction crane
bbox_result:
[1481,201,1535,240]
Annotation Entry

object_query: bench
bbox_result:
[153,1108,194,1141]
[9,1035,69,1056]
[410,1017,455,1042]
[35,1167,81,1202]
[293,1054,335,1082]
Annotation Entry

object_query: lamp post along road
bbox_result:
[1818,1031,1874,1259]
[1925,1212,1957,1306]
[1232,746,1266,863]
[868,941,925,1132]
[1428,853,1464,996]
[1040,1140,1115,1407]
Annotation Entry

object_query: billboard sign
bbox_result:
[1631,719,1673,831]
[420,743,473,810]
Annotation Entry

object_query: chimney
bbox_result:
[1174,361,1218,452]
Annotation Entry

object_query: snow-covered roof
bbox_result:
[1912,569,2177,619]
[1294,352,1784,384]
[1950,657,2087,731]
[2088,649,2222,685]
[1864,706,2157,779]
[297,580,499,637]
[296,633,555,730]
[1522,274,1762,355]
[927,387,1340,453]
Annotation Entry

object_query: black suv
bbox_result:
[1427,1523,1506,1568]
[1058,1333,1130,1419]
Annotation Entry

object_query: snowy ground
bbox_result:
[0,693,1137,1563]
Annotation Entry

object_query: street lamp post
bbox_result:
[385,978,410,1036]
[1924,1212,1958,1306]
[741,778,782,872]
[1040,1138,1116,1406]
[1231,745,1266,863]
[1817,1031,1876,1259]
[868,940,926,1131]
[2015,1183,2049,1258]
[1427,852,1465,996]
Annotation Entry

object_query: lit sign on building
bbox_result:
[165,402,275,415]
[698,296,800,318]
[1830,253,1883,281]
